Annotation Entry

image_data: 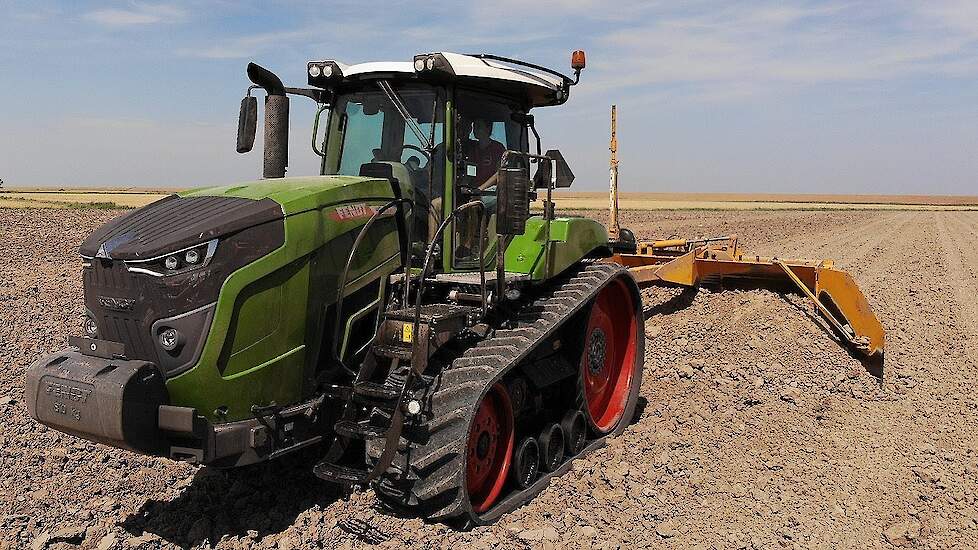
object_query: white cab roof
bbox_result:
[340,52,569,107]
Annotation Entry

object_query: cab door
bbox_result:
[449,90,529,271]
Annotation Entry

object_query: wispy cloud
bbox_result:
[83,2,186,26]
[581,1,978,102]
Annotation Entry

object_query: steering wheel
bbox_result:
[400,144,430,165]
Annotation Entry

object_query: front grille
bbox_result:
[84,260,158,363]
[100,314,156,362]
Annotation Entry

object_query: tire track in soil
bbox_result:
[837,211,978,549]
[941,212,978,339]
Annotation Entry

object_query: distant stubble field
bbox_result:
[2,188,977,211]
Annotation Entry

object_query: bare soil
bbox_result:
[555,191,978,207]
[2,207,977,549]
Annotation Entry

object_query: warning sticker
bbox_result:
[401,322,414,343]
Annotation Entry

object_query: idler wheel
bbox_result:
[466,382,514,513]
[581,277,639,434]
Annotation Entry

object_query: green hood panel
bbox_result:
[181,176,403,216]
[165,175,409,422]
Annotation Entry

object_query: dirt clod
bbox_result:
[656,518,680,538]
[883,518,922,547]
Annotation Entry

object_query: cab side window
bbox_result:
[453,91,528,267]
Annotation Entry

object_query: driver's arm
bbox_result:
[478,171,498,190]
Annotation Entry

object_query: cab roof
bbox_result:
[321,52,573,108]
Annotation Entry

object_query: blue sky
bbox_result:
[1,1,976,194]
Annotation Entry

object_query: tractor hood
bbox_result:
[79,194,283,261]
[79,175,393,261]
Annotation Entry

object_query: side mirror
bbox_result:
[496,167,531,235]
[236,96,257,153]
[532,150,575,189]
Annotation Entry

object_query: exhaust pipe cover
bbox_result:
[262,94,289,178]
[246,63,289,178]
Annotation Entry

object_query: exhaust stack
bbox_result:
[246,63,290,179]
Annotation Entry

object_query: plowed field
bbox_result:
[2,208,976,549]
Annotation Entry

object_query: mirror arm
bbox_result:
[284,87,328,103]
[528,120,542,157]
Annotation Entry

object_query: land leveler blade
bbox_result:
[611,238,884,358]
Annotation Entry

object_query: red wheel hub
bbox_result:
[466,382,514,513]
[581,278,638,433]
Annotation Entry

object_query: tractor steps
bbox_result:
[354,381,401,401]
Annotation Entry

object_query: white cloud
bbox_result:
[83,3,186,26]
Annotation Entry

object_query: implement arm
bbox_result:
[610,236,885,358]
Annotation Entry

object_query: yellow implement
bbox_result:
[602,105,883,359]
[610,237,884,357]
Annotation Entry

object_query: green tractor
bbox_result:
[26,51,644,525]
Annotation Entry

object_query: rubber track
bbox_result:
[371,262,629,524]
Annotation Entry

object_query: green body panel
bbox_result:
[180,176,397,216]
[167,176,405,422]
[505,216,609,280]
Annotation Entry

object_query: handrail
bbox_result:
[311,103,330,157]
[411,200,487,365]
[332,198,414,370]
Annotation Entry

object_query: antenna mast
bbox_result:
[608,104,620,240]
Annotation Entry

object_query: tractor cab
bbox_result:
[238,52,584,276]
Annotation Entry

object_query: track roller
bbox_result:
[511,437,540,489]
[561,409,587,455]
[538,423,565,472]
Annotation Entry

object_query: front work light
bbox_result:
[412,53,455,77]
[307,60,345,87]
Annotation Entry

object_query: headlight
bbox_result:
[185,249,201,264]
[308,64,322,78]
[124,239,218,277]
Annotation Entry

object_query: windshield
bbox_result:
[328,84,443,196]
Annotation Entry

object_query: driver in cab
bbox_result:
[464,118,506,189]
